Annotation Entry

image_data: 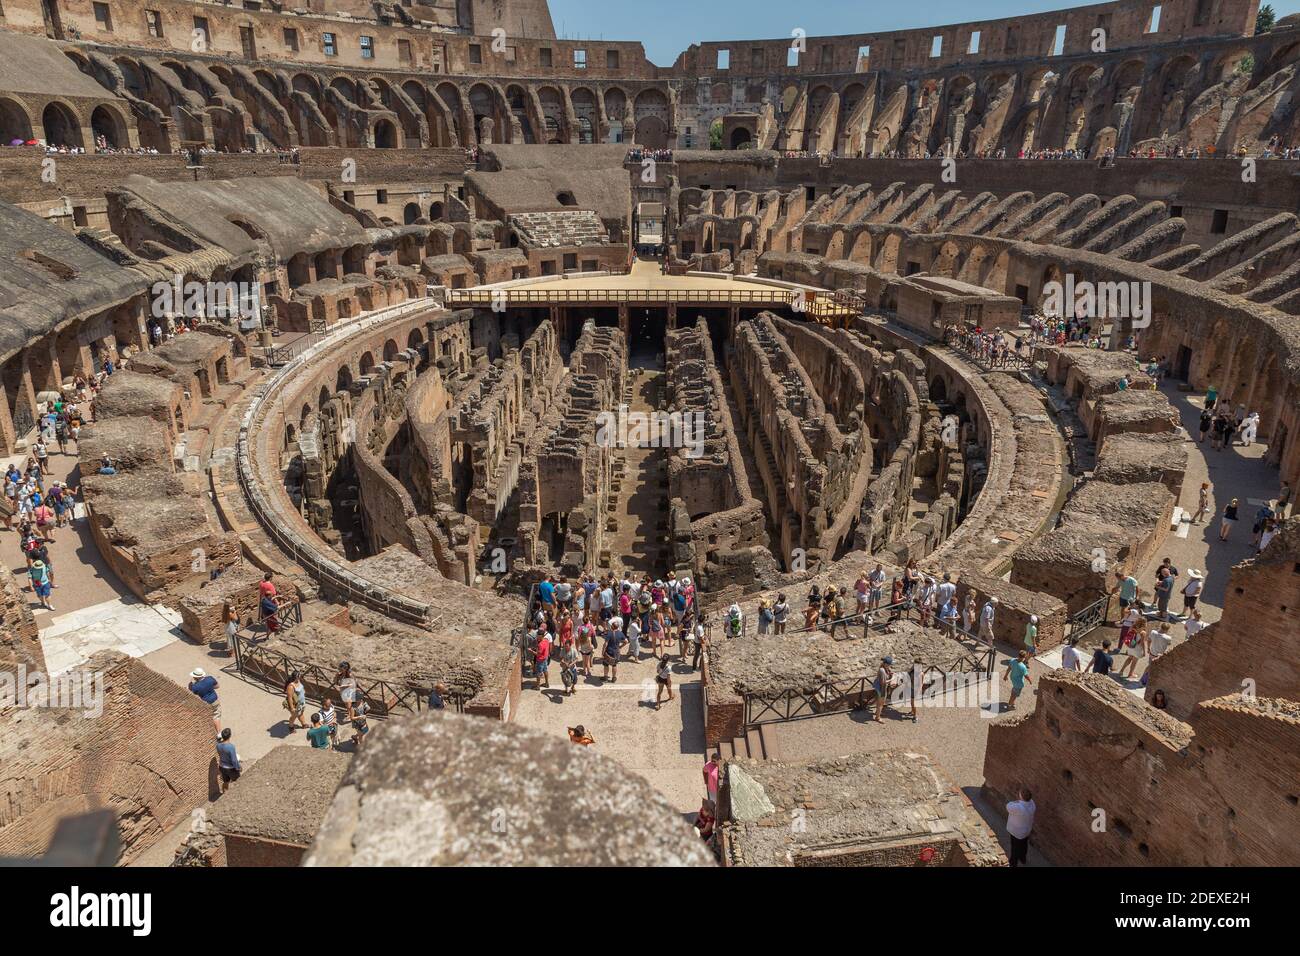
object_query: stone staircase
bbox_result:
[718,724,769,761]
[509,210,609,249]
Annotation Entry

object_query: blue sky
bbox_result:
[546,0,1300,65]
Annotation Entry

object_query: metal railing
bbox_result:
[258,599,303,633]
[231,633,472,717]
[943,327,1034,372]
[1066,593,1112,642]
[10,402,35,441]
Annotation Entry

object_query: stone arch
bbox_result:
[383,339,400,363]
[0,97,33,144]
[359,351,376,376]
[730,126,752,149]
[90,104,128,149]
[407,327,424,349]
[336,364,353,395]
[403,202,421,225]
[570,86,598,143]
[288,252,311,288]
[373,117,398,148]
[603,87,629,125]
[41,101,83,148]
[428,201,444,221]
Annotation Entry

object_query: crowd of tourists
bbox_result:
[627,147,674,163]
[2,386,95,610]
[944,324,1027,366]
[523,569,704,708]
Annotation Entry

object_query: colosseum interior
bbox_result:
[1,0,1298,877]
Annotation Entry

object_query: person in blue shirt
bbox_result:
[537,576,556,609]
[428,682,447,710]
[307,713,332,749]
[215,728,241,791]
[1003,650,1032,711]
[188,667,221,734]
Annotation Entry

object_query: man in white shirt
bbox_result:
[1005,789,1036,867]
[1060,638,1083,672]
[979,597,998,643]
[936,572,957,610]
[1184,609,1206,640]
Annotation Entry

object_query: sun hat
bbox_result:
[190,668,206,679]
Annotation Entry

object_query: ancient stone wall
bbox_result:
[983,671,1300,866]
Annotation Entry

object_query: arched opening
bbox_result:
[403,202,421,225]
[41,102,83,149]
[373,118,398,149]
[556,190,577,207]
[336,365,353,395]
[407,328,424,350]
[383,339,400,363]
[429,201,444,221]
[730,127,752,149]
[0,98,34,145]
[359,351,376,377]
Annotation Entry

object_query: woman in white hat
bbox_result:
[1181,570,1204,616]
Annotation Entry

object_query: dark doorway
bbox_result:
[1175,345,1192,382]
[628,307,668,361]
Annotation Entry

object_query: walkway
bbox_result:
[512,649,708,816]
[605,361,670,574]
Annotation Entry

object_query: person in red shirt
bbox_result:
[534,632,552,689]
[259,572,277,599]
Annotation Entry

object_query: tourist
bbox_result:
[1023,615,1038,658]
[601,623,626,682]
[1089,640,1115,677]
[962,592,978,634]
[568,725,595,746]
[690,613,708,670]
[1113,570,1140,612]
[872,656,898,723]
[335,661,358,720]
[1252,501,1275,547]
[1278,481,1292,519]
[1219,498,1239,541]
[939,595,959,639]
[1197,407,1212,444]
[868,562,886,611]
[351,702,370,751]
[534,629,552,689]
[1149,622,1172,662]
[307,712,332,749]
[626,614,642,661]
[917,576,937,628]
[321,697,339,748]
[695,799,717,844]
[726,601,743,637]
[825,588,845,636]
[1258,519,1278,553]
[1005,788,1036,868]
[773,593,790,635]
[285,672,309,731]
[428,682,448,710]
[576,619,596,675]
[559,640,580,696]
[1116,621,1148,680]
[1153,567,1174,622]
[979,596,998,644]
[1192,482,1211,524]
[1003,650,1032,709]
[1181,569,1204,616]
[757,598,773,636]
[654,655,674,710]
[1060,637,1083,672]
[804,586,821,628]
[538,574,556,611]
[703,752,722,804]
[188,667,221,734]
[1239,411,1260,447]
[215,728,241,792]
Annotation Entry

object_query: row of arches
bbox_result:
[0,97,129,151]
